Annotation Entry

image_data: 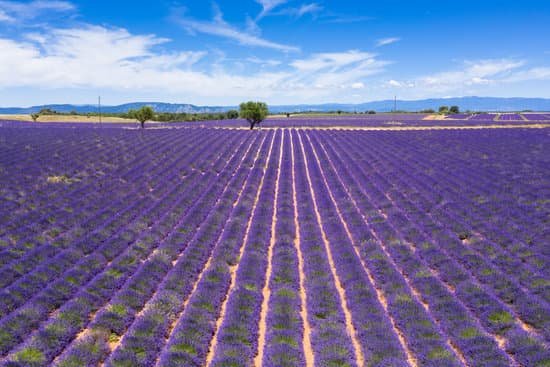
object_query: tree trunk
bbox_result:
[140,121,145,129]
[250,122,255,130]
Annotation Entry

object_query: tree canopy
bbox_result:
[239,101,268,130]
[129,106,154,128]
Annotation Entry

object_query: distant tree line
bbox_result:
[438,105,460,114]
[142,110,240,122]
[30,108,241,123]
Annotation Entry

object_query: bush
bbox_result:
[226,110,239,119]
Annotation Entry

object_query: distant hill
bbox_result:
[0,102,230,115]
[1,97,549,114]
[269,97,550,113]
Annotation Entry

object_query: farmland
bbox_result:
[0,120,549,367]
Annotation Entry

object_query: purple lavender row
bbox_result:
[205,131,281,366]
[0,128,198,286]
[345,129,548,300]
[0,127,111,228]
[0,129,207,297]
[0,130,235,360]
[301,130,457,366]
[393,129,549,271]
[0,130,212,318]
[5,130,255,366]
[0,140,197,354]
[312,130,513,366]
[0,127,176,240]
[404,128,549,236]
[360,130,550,334]
[498,114,524,121]
[387,139,550,307]
[48,131,249,367]
[157,130,280,367]
[339,130,549,323]
[101,131,268,366]
[73,129,260,366]
[523,113,550,121]
[288,130,357,367]
[102,131,271,367]
[326,129,549,365]
[262,129,306,367]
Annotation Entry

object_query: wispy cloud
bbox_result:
[383,58,543,98]
[175,5,298,52]
[0,25,388,104]
[502,66,550,82]
[296,3,323,17]
[288,50,388,92]
[246,56,282,66]
[419,59,525,89]
[376,37,400,47]
[321,14,373,24]
[274,3,323,18]
[0,0,75,22]
[0,9,13,21]
[255,0,287,20]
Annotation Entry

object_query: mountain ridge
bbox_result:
[1,97,549,114]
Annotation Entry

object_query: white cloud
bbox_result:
[176,6,298,52]
[0,26,389,104]
[246,56,282,66]
[0,0,74,21]
[290,50,379,71]
[0,26,205,88]
[383,59,550,99]
[0,8,14,21]
[255,0,287,20]
[502,67,550,82]
[418,59,524,90]
[287,51,388,96]
[376,37,400,47]
[296,3,323,17]
[322,15,373,23]
[274,3,323,18]
[387,79,402,87]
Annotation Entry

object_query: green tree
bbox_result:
[129,106,154,128]
[449,105,460,114]
[239,101,268,130]
[438,106,449,114]
[226,110,239,119]
[30,113,40,122]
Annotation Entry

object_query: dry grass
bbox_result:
[422,114,447,120]
[0,114,137,123]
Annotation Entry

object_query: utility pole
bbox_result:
[98,96,102,124]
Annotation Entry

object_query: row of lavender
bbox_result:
[0,123,548,366]
[0,125,262,365]
[3,112,549,132]
[308,128,549,366]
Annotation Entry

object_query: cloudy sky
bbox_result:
[0,0,549,106]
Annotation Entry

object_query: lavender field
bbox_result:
[0,122,549,367]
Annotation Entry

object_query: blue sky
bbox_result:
[0,0,549,106]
